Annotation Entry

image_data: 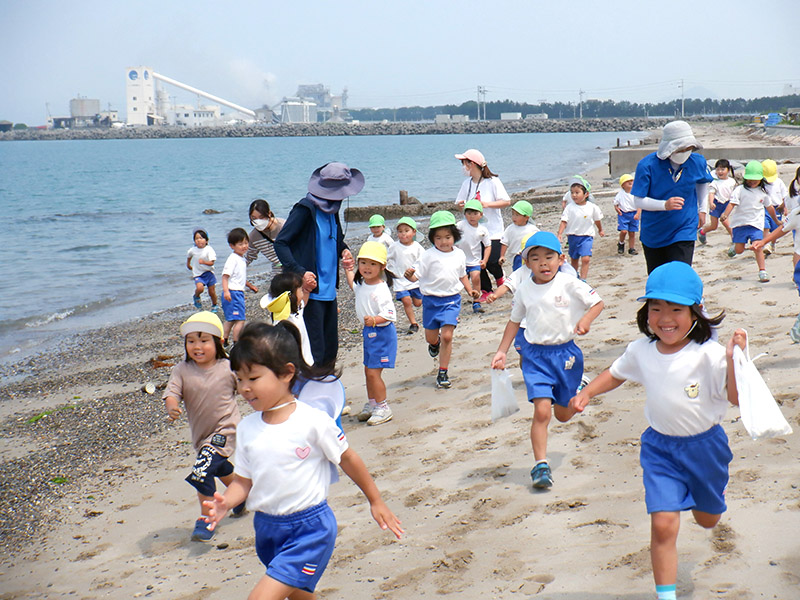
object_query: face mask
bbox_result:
[253,218,270,231]
[670,150,691,165]
[463,165,471,177]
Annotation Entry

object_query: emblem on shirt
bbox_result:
[684,383,700,398]
[295,446,311,459]
[564,355,576,370]
[554,295,569,308]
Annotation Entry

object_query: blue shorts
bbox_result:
[731,225,763,245]
[395,287,422,301]
[764,212,780,231]
[222,289,245,321]
[185,445,234,496]
[422,294,461,330]
[362,323,397,369]
[194,270,217,287]
[512,327,526,354]
[640,425,732,515]
[709,200,730,219]
[512,254,522,271]
[617,211,640,232]
[567,235,593,259]
[465,265,481,274]
[794,261,800,295]
[254,501,337,593]
[517,340,583,407]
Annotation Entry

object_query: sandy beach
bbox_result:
[1,123,799,599]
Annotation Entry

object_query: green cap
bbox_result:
[570,174,591,193]
[464,198,483,213]
[429,210,457,229]
[743,160,764,181]
[368,214,385,227]
[396,216,417,231]
[512,200,533,217]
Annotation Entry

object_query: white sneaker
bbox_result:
[367,404,393,426]
[758,270,770,282]
[357,402,373,422]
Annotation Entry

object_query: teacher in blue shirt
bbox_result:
[632,121,713,273]
[274,162,362,367]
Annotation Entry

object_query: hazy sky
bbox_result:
[2,0,797,125]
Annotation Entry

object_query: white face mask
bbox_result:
[463,165,471,177]
[670,150,691,165]
[253,218,270,231]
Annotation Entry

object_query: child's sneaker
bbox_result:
[357,402,373,422]
[436,369,451,389]
[628,248,638,255]
[230,502,247,518]
[193,296,202,309]
[727,245,736,258]
[617,242,625,255]
[191,518,216,542]
[407,323,419,335]
[576,375,591,393]
[530,462,553,490]
[428,340,440,358]
[789,315,800,343]
[698,229,707,245]
[210,305,220,314]
[472,302,485,314]
[367,403,393,426]
[758,270,770,282]
[478,291,491,303]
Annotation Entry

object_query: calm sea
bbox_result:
[0,130,642,360]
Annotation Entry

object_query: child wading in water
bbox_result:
[698,159,735,245]
[387,217,423,335]
[203,322,403,599]
[163,311,244,542]
[405,210,479,389]
[491,232,604,489]
[346,241,398,426]
[187,228,219,312]
[571,262,747,600]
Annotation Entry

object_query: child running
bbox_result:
[720,161,779,282]
[187,228,219,312]
[789,166,800,214]
[221,227,259,346]
[491,231,604,489]
[499,200,539,271]
[762,159,789,254]
[203,321,403,599]
[614,174,641,255]
[698,159,735,245]
[368,214,393,249]
[163,311,243,542]
[456,199,491,314]
[570,262,747,600]
[262,271,314,366]
[557,176,605,281]
[346,241,398,426]
[405,210,480,389]
[386,217,424,335]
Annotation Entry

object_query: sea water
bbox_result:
[0,130,642,359]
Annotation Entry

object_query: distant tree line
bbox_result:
[348,94,800,122]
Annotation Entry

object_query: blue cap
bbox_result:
[521,231,562,260]
[638,262,703,306]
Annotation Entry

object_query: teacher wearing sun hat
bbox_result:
[274,162,363,367]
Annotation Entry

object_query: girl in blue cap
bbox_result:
[570,262,747,600]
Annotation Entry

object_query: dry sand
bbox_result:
[1,123,799,599]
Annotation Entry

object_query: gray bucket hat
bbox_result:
[657,120,703,160]
[307,162,365,200]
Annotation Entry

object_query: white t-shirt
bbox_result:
[354,281,396,325]
[765,178,789,208]
[369,231,394,249]
[729,185,770,229]
[456,220,490,266]
[780,205,800,255]
[234,402,348,515]
[510,271,602,345]
[500,222,539,257]
[455,177,510,239]
[387,240,423,292]
[222,253,247,291]
[560,202,604,236]
[709,177,736,205]
[187,245,216,277]
[609,337,729,437]
[613,190,636,213]
[413,247,467,297]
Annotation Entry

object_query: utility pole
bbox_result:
[679,79,685,117]
[476,86,482,121]
[578,89,584,120]
[476,85,487,120]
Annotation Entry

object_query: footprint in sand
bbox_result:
[711,522,738,555]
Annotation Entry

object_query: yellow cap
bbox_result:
[357,241,387,265]
[264,291,292,322]
[761,159,778,183]
[180,311,224,338]
[619,173,634,186]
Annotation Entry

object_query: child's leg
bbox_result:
[438,324,455,369]
[470,270,481,298]
[628,231,637,250]
[704,217,718,234]
[691,510,721,529]
[794,252,800,268]
[754,247,766,271]
[364,367,386,403]
[197,492,214,516]
[425,328,439,347]
[650,511,681,586]
[249,575,312,600]
[530,398,552,462]
[223,320,233,343]
[618,230,626,244]
[413,297,422,308]
[553,402,579,423]
[194,280,205,299]
[733,242,745,255]
[208,284,218,305]
[231,320,245,342]
[579,255,590,280]
[400,296,417,326]
[722,218,732,236]
[570,256,579,272]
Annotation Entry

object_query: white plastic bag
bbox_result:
[732,344,792,440]
[491,369,519,422]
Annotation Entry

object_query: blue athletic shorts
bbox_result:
[709,200,729,219]
[517,339,583,407]
[512,254,522,271]
[395,288,422,301]
[362,322,397,369]
[640,425,732,515]
[254,501,337,593]
[617,211,640,232]
[185,445,234,496]
[512,327,526,354]
[222,289,245,321]
[194,270,217,287]
[465,265,481,274]
[764,212,780,231]
[422,294,461,330]
[567,235,593,259]
[794,261,800,295]
[731,225,763,245]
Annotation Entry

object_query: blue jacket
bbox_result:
[274,196,348,293]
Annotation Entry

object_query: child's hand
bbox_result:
[341,249,354,271]
[469,289,480,299]
[497,256,506,266]
[167,406,183,421]
[404,267,415,279]
[615,206,623,216]
[247,282,259,293]
[370,499,404,539]
[486,292,497,304]
[224,291,232,302]
[202,491,229,531]
[187,264,193,271]
[574,317,592,335]
[491,351,506,370]
[726,328,747,358]
[597,230,605,237]
[569,391,591,413]
[479,259,487,269]
[751,240,764,251]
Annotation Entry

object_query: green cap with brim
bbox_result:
[397,216,417,231]
[368,214,385,227]
[512,200,533,217]
[743,161,763,181]
[464,199,483,213]
[429,210,457,229]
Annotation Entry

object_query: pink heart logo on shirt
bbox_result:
[295,446,311,459]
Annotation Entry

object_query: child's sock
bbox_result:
[376,400,389,410]
[535,458,548,466]
[656,584,677,600]
[368,398,378,408]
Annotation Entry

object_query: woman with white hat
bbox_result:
[631,121,713,273]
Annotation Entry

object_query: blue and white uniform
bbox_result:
[354,280,397,369]
[413,247,467,330]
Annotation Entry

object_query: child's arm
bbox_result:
[339,448,403,539]
[164,395,182,420]
[222,274,231,302]
[719,202,734,223]
[614,203,623,216]
[634,209,641,220]
[203,475,252,531]
[198,258,215,267]
[594,220,605,237]
[459,274,480,299]
[725,329,748,407]
[491,320,522,369]
[246,280,259,293]
[766,204,779,224]
[569,368,626,413]
[345,266,355,290]
[186,256,193,271]
[480,243,491,269]
[404,267,418,282]
[556,220,567,241]
[708,189,717,211]
[575,301,604,335]
[486,284,509,303]
[752,225,790,250]
[498,243,508,265]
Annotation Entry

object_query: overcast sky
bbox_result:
[2,0,797,125]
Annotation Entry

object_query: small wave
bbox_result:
[64,243,112,252]
[25,309,75,328]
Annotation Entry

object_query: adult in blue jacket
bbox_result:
[274,162,362,367]
[632,121,713,273]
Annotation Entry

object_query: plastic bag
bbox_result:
[732,344,792,440]
[491,369,519,422]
